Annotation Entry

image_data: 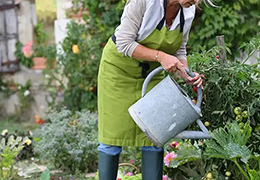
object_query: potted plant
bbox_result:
[15,41,56,70]
[14,23,56,69]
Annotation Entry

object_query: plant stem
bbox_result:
[241,50,256,64]
[233,159,250,180]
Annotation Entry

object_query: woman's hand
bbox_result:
[188,72,204,88]
[158,52,193,82]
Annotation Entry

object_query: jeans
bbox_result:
[98,143,163,155]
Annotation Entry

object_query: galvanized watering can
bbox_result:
[128,66,212,147]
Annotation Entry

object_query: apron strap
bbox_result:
[139,62,150,78]
[156,0,167,30]
[156,1,185,33]
[180,7,185,33]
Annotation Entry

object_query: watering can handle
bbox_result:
[141,66,203,108]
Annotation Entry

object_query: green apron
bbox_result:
[98,2,185,147]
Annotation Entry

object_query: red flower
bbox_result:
[34,115,45,125]
[130,159,134,164]
[216,55,220,59]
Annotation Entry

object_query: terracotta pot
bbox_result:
[31,57,56,70]
[8,84,17,91]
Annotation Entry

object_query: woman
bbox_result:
[97,0,212,179]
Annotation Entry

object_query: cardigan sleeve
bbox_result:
[114,0,146,57]
[173,26,191,61]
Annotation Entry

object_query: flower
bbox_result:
[24,90,30,96]
[25,139,32,145]
[216,55,220,59]
[29,130,33,136]
[45,74,50,79]
[170,141,180,149]
[18,86,21,90]
[34,115,45,125]
[91,54,95,60]
[130,158,134,164]
[72,45,80,54]
[1,86,6,91]
[164,152,177,167]
[163,175,172,180]
[126,172,134,176]
[1,129,8,136]
[22,41,33,58]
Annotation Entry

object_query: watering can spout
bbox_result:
[174,130,212,139]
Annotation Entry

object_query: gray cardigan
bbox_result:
[114,0,196,61]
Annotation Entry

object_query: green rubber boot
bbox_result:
[98,151,119,180]
[142,150,163,180]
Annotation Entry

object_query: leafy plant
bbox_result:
[33,109,99,174]
[40,168,50,180]
[120,147,142,171]
[205,121,260,180]
[43,0,126,112]
[121,173,142,180]
[34,23,48,44]
[164,141,209,180]
[0,135,28,180]
[163,36,260,180]
[189,0,260,58]
[186,36,260,152]
[15,23,56,69]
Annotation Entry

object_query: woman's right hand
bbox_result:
[157,51,193,82]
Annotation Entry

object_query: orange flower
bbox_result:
[34,115,45,125]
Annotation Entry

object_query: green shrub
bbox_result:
[33,109,98,174]
[163,36,260,180]
[189,0,260,57]
[186,36,260,152]
[44,0,125,112]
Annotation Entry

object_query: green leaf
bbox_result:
[40,168,50,180]
[226,143,251,163]
[170,142,201,168]
[248,170,260,180]
[205,121,252,162]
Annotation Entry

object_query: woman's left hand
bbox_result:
[187,72,204,88]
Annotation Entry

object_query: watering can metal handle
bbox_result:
[141,66,203,108]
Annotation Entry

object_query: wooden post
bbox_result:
[216,35,227,64]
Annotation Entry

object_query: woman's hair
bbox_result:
[202,0,217,7]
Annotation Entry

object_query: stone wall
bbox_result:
[0,0,48,120]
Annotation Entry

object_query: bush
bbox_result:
[33,109,98,174]
[163,36,260,180]
[186,36,260,152]
[44,0,125,112]
[189,0,260,57]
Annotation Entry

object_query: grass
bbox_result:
[0,118,40,134]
